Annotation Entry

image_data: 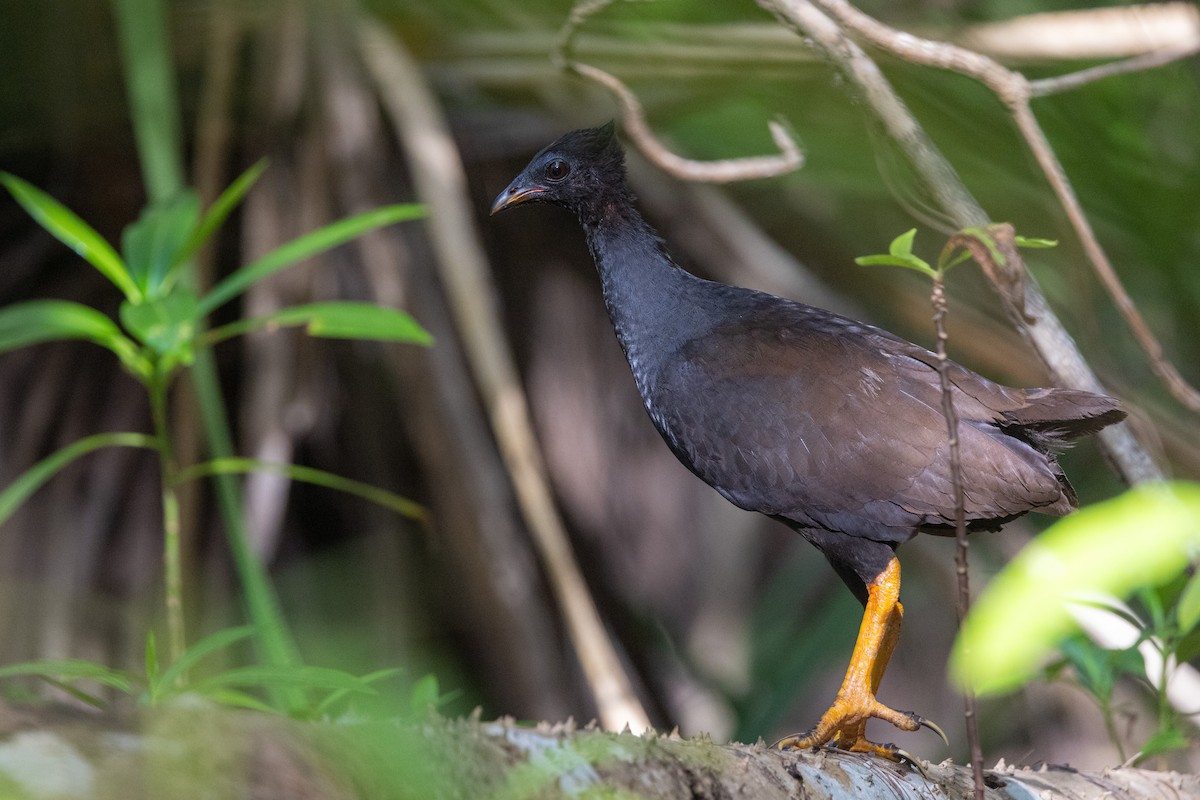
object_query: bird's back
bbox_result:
[639,286,1123,544]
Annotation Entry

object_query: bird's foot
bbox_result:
[775,690,945,762]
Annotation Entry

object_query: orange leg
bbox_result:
[777,557,940,759]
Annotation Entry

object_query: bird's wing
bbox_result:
[649,306,1067,541]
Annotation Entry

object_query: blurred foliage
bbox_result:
[954,481,1200,760]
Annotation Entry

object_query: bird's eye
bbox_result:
[545,159,570,182]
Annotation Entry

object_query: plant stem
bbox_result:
[111,0,305,709]
[931,277,985,800]
[150,368,186,666]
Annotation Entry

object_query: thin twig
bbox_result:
[808,0,1200,414]
[358,16,652,735]
[1030,42,1200,97]
[930,277,985,800]
[559,0,804,182]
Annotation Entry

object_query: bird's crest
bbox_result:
[551,121,622,166]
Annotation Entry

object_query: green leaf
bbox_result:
[197,204,426,317]
[0,659,138,694]
[1056,635,1144,705]
[206,302,432,347]
[1015,236,1058,249]
[194,665,379,694]
[152,625,256,698]
[1,172,143,302]
[855,253,937,278]
[176,159,269,269]
[409,673,441,716]
[938,248,974,274]
[1176,571,1200,634]
[951,482,1200,695]
[145,631,160,689]
[200,688,280,713]
[0,299,150,378]
[959,225,1006,268]
[317,667,404,716]
[889,228,917,258]
[0,432,158,528]
[174,457,427,522]
[119,288,199,361]
[1138,727,1190,761]
[121,191,200,298]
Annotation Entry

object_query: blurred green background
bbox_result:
[0,0,1197,772]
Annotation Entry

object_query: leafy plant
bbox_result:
[0,166,429,702]
[953,481,1200,761]
[0,625,456,722]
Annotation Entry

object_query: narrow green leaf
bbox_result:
[0,300,151,378]
[197,204,426,317]
[205,302,432,348]
[409,673,441,716]
[153,625,256,696]
[951,482,1200,695]
[1014,236,1058,249]
[1137,727,1190,762]
[194,665,379,694]
[145,631,159,688]
[0,173,143,302]
[1177,571,1200,634]
[0,432,158,528]
[40,679,110,709]
[959,225,1006,268]
[938,248,974,274]
[121,191,199,297]
[888,228,917,258]
[176,159,269,269]
[0,659,138,694]
[175,458,427,522]
[200,688,279,713]
[316,667,403,716]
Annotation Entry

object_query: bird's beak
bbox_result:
[490,183,545,216]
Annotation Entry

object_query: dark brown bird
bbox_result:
[491,122,1126,758]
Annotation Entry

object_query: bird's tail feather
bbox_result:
[1003,388,1126,448]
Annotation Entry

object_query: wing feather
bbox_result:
[646,303,1077,543]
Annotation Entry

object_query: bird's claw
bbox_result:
[917,714,948,746]
[774,697,946,762]
[892,747,930,778]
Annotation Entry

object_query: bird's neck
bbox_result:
[579,197,712,392]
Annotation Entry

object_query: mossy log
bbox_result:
[0,704,1195,799]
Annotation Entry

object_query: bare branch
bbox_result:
[807,0,1200,414]
[1030,42,1200,97]
[558,0,804,182]
[567,61,804,182]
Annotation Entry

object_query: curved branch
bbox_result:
[559,0,803,183]
[568,61,804,182]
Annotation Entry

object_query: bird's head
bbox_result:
[490,121,626,218]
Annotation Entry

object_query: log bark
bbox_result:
[1,704,1195,799]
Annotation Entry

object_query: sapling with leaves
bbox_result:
[955,481,1200,764]
[856,225,1061,796]
[0,165,429,709]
